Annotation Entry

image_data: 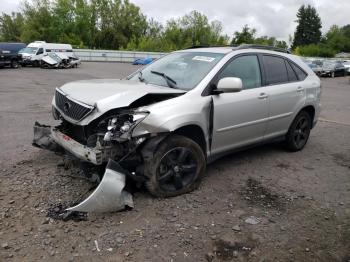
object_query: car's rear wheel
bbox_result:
[285,111,312,151]
[144,135,206,197]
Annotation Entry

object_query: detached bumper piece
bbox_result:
[67,159,134,212]
[33,122,102,165]
[33,122,62,152]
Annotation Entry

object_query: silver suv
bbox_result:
[34,45,321,199]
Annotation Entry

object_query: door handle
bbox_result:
[258,93,268,99]
[297,86,304,92]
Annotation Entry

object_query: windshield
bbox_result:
[129,52,225,90]
[19,47,38,54]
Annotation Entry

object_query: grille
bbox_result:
[55,90,93,121]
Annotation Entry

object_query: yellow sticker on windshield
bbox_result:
[192,56,216,62]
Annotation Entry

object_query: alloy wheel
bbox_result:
[293,116,309,149]
[157,147,198,192]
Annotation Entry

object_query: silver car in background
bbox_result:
[34,45,321,201]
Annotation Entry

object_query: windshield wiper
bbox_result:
[138,71,146,83]
[150,70,178,89]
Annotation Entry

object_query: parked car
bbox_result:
[343,61,350,75]
[320,61,347,77]
[0,42,26,68]
[33,45,321,211]
[41,52,81,69]
[19,41,73,67]
[133,57,154,65]
[307,62,322,76]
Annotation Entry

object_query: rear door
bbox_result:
[260,55,307,138]
[211,54,269,154]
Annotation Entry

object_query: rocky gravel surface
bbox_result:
[0,64,349,261]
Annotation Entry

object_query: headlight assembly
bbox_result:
[103,112,149,142]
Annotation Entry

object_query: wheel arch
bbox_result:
[172,124,207,157]
[300,105,315,127]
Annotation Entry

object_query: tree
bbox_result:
[292,5,322,48]
[0,12,24,42]
[21,0,57,43]
[231,25,256,45]
[323,24,350,52]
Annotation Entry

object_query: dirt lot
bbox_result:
[0,63,349,262]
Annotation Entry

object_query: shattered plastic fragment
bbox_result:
[66,159,134,213]
[32,122,61,152]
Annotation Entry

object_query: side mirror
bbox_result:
[216,77,243,93]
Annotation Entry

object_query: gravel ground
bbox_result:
[0,63,349,262]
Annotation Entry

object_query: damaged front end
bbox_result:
[33,110,151,212]
[33,87,178,213]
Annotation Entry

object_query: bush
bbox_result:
[296,44,336,57]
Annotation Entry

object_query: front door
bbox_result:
[211,54,269,155]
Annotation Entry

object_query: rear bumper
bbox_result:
[51,128,102,165]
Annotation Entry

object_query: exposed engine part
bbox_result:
[66,159,134,212]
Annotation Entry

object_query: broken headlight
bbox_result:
[103,112,148,142]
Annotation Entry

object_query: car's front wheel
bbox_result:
[285,111,312,151]
[144,135,206,197]
[11,60,19,68]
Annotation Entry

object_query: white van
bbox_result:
[19,41,73,66]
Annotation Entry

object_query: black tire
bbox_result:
[144,135,206,197]
[285,111,312,152]
[11,60,19,68]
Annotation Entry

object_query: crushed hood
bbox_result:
[58,79,185,109]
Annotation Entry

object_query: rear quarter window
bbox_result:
[262,55,289,85]
[285,60,298,82]
[290,61,307,81]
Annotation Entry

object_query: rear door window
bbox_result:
[262,55,289,85]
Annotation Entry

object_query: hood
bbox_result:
[42,55,60,65]
[58,79,185,110]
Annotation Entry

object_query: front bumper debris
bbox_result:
[50,127,102,165]
[33,122,62,152]
[33,122,134,213]
[33,122,102,165]
[67,159,134,212]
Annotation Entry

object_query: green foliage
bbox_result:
[0,1,349,56]
[127,11,229,52]
[292,5,322,48]
[231,25,256,45]
[230,25,288,49]
[323,25,350,52]
[297,44,336,57]
[0,12,24,42]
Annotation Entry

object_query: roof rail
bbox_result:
[185,45,232,49]
[236,44,291,54]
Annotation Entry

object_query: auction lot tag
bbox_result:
[192,56,216,62]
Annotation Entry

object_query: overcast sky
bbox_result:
[1,0,349,43]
